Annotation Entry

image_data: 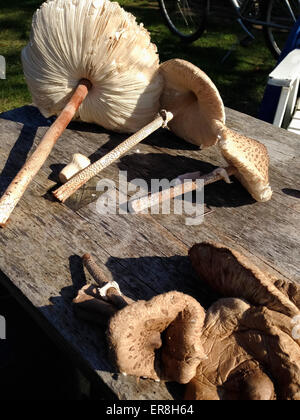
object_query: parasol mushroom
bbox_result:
[0,0,163,226]
[185,241,300,400]
[52,58,272,205]
[73,253,206,383]
[52,58,225,202]
[185,296,300,400]
[107,291,206,383]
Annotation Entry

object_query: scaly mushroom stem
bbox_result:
[82,253,133,309]
[130,166,237,213]
[0,79,92,228]
[52,110,174,202]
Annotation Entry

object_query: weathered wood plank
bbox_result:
[0,105,299,400]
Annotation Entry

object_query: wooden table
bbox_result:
[0,105,299,400]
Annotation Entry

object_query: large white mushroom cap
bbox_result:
[21,0,163,133]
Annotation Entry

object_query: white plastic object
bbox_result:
[268,50,300,130]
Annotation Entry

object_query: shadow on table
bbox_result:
[282,188,300,199]
[0,106,253,211]
[0,107,51,195]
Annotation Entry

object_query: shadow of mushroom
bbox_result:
[282,188,300,199]
[45,254,117,377]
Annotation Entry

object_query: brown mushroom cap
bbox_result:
[189,242,299,318]
[184,298,274,400]
[213,120,272,202]
[159,59,225,148]
[222,361,276,401]
[239,305,300,400]
[107,291,206,383]
[185,298,300,400]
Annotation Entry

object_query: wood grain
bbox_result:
[0,105,299,400]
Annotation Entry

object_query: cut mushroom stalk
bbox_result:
[130,166,236,213]
[52,110,173,202]
[0,79,92,227]
[82,253,133,309]
[59,153,91,184]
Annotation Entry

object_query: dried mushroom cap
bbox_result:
[107,291,206,383]
[222,361,276,401]
[159,59,225,148]
[22,0,163,133]
[185,298,300,400]
[240,305,300,400]
[184,298,270,400]
[189,242,299,318]
[213,120,272,202]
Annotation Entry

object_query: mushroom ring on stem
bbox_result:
[52,59,272,204]
[0,0,163,226]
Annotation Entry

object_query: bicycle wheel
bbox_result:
[159,0,208,42]
[262,0,300,59]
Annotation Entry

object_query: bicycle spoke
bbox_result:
[283,0,297,22]
[264,0,300,58]
[159,0,207,40]
[177,1,190,28]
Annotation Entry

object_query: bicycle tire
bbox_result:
[159,0,208,43]
[262,0,300,59]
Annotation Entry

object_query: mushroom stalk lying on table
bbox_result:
[53,59,272,204]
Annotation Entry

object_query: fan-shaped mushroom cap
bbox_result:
[107,291,206,383]
[189,242,299,318]
[213,120,272,202]
[22,0,163,133]
[159,59,225,148]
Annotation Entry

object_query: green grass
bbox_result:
[0,0,277,116]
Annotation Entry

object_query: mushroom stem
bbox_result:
[73,285,118,324]
[52,110,174,202]
[0,79,92,228]
[130,166,237,213]
[59,153,91,183]
[82,253,133,309]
